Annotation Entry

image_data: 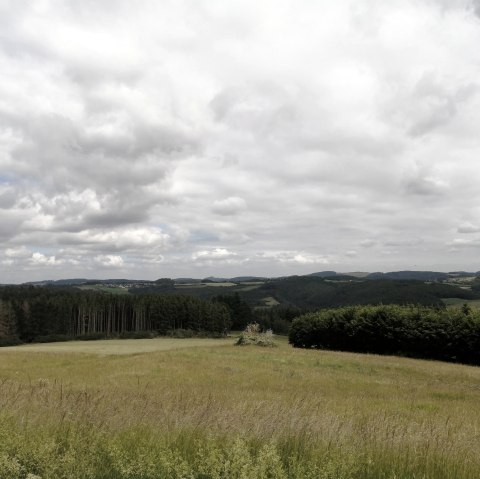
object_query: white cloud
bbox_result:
[94,254,124,268]
[1,0,480,281]
[258,251,331,265]
[192,248,238,261]
[5,246,31,258]
[30,252,61,265]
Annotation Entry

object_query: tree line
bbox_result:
[289,304,480,365]
[0,287,231,345]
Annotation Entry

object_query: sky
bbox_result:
[1,0,480,282]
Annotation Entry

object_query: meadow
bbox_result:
[442,297,480,308]
[0,337,479,478]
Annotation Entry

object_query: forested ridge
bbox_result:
[128,276,477,309]
[255,276,477,308]
[0,287,230,345]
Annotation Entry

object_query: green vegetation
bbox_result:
[78,285,130,294]
[256,276,477,309]
[442,297,480,308]
[3,277,480,476]
[0,338,479,478]
[289,304,480,365]
[24,273,480,312]
[108,275,480,312]
[213,293,255,330]
[0,287,230,345]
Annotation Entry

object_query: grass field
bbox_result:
[0,337,479,478]
[262,296,280,306]
[442,297,480,308]
[175,282,237,288]
[77,285,130,294]
[1,337,232,355]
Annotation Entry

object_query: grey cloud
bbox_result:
[84,206,148,226]
[386,72,478,139]
[4,112,196,190]
[457,223,480,234]
[212,197,247,216]
[403,176,448,197]
[0,209,29,241]
[360,239,376,248]
[408,73,457,137]
[472,0,480,17]
[383,238,424,248]
[0,187,17,208]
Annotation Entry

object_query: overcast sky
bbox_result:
[1,0,480,282]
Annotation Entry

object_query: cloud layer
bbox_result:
[1,0,480,282]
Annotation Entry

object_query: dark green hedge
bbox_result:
[289,305,480,365]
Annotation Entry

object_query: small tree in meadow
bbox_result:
[235,323,277,347]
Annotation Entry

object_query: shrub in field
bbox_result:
[289,304,480,364]
[236,323,277,347]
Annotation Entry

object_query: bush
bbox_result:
[236,323,277,347]
[289,305,480,364]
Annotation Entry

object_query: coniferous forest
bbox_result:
[0,287,231,345]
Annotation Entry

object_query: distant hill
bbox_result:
[174,278,202,284]
[448,271,479,277]
[21,270,480,289]
[24,278,89,286]
[230,276,268,282]
[308,271,338,278]
[18,271,480,311]
[246,276,477,309]
[367,271,451,281]
[344,272,370,278]
[83,279,150,285]
[323,275,361,281]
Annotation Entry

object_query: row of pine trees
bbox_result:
[0,287,231,344]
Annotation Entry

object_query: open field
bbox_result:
[262,295,280,306]
[0,337,479,478]
[77,285,130,294]
[442,297,480,308]
[1,337,232,355]
[175,282,237,288]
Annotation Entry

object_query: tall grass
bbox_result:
[0,338,479,478]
